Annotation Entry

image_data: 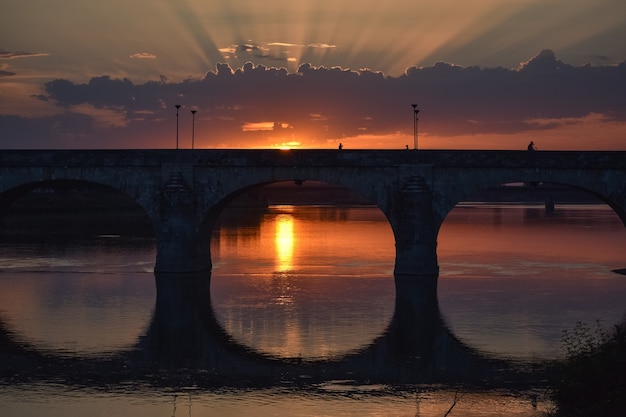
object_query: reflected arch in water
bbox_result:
[198,182,398,360]
[1,272,532,387]
[436,183,626,361]
[0,272,156,357]
[0,179,157,356]
[148,273,461,376]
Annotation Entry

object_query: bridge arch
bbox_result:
[0,178,157,233]
[194,165,397,217]
[0,180,157,283]
[196,177,399,264]
[432,167,626,230]
[199,179,385,231]
[192,167,418,274]
[0,176,160,231]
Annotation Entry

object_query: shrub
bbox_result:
[547,319,626,416]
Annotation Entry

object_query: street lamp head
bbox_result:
[191,109,197,115]
[175,104,181,110]
[411,103,419,150]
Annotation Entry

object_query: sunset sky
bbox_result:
[1,0,625,150]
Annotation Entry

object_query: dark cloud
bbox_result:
[588,54,612,62]
[0,49,49,59]
[402,49,626,134]
[0,112,172,149]
[0,70,16,77]
[1,113,95,148]
[5,50,626,148]
[45,77,135,107]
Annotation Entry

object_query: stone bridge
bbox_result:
[1,149,624,278]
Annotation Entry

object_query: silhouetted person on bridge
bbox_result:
[338,143,343,150]
[527,141,536,151]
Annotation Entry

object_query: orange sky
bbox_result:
[1,1,625,150]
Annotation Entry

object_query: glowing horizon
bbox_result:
[1,0,625,150]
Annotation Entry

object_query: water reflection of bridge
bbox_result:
[0,274,544,388]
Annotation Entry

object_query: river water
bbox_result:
[0,199,625,416]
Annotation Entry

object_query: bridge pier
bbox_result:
[392,175,439,278]
[155,173,210,273]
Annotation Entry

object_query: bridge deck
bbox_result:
[1,149,625,169]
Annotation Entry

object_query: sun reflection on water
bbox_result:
[275,212,295,272]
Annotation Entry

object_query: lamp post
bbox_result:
[191,109,197,149]
[175,104,181,149]
[411,104,419,150]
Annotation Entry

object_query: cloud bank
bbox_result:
[1,50,625,149]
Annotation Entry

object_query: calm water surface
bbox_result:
[210,206,397,360]
[1,203,625,416]
[438,204,626,361]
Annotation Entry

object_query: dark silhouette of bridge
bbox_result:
[3,148,622,391]
[1,149,624,279]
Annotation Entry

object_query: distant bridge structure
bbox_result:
[0,149,624,278]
